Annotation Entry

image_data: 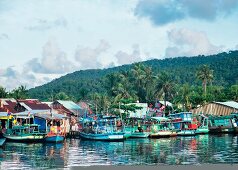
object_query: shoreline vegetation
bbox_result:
[1,51,238,115]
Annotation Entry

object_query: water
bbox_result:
[1,134,238,169]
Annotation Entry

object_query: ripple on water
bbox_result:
[0,135,238,168]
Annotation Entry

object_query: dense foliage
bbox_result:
[2,50,237,114]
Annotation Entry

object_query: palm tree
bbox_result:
[10,85,28,99]
[55,92,70,100]
[230,85,238,102]
[155,72,174,115]
[144,66,156,102]
[0,86,8,98]
[131,63,146,102]
[196,65,213,102]
[179,84,191,111]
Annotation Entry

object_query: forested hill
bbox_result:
[28,51,238,101]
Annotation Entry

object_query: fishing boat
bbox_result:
[79,116,125,141]
[124,117,150,138]
[41,113,67,143]
[208,115,235,133]
[169,112,197,136]
[195,114,209,134]
[149,117,177,138]
[0,138,6,146]
[3,124,46,142]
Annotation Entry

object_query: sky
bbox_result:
[0,0,238,90]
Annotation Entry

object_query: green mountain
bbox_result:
[28,51,238,101]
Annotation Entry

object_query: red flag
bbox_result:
[28,112,31,117]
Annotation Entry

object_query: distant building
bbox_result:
[0,98,51,113]
[51,100,82,117]
[190,101,238,116]
[127,103,148,118]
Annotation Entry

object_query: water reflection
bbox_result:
[0,135,238,169]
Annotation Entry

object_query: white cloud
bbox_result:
[74,40,110,69]
[25,39,77,74]
[0,66,50,90]
[165,28,224,57]
[115,44,143,65]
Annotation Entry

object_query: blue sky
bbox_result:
[0,0,238,90]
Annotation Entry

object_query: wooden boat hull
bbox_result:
[130,132,150,138]
[3,133,45,142]
[0,138,6,146]
[209,126,234,134]
[177,130,196,136]
[149,130,177,138]
[45,135,64,143]
[79,132,125,141]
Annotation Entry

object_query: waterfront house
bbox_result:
[51,100,82,132]
[190,101,238,116]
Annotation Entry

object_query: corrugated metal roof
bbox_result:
[215,101,238,109]
[57,100,81,110]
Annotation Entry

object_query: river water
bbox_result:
[0,134,238,169]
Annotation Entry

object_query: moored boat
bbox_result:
[169,112,197,136]
[208,115,235,134]
[45,134,65,143]
[3,124,46,142]
[149,117,177,138]
[79,115,125,141]
[124,117,150,138]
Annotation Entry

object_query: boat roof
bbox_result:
[169,112,193,116]
[151,117,169,121]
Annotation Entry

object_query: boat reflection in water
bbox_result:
[0,141,68,169]
[0,135,238,168]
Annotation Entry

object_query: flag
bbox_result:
[28,111,31,117]
[161,105,165,111]
[7,109,11,116]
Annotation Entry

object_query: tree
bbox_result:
[0,86,8,98]
[55,92,70,100]
[155,72,175,115]
[230,85,238,101]
[179,84,191,111]
[196,65,213,102]
[10,85,28,99]
[78,88,89,100]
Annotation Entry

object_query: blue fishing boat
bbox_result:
[79,115,125,141]
[0,138,6,146]
[169,112,197,136]
[3,124,46,142]
[208,115,235,133]
[41,113,67,143]
[124,117,150,138]
[149,117,177,138]
[45,134,64,143]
